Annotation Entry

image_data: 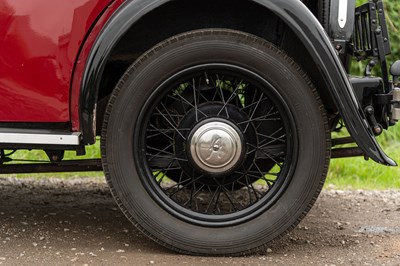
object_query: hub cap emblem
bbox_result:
[190,121,242,173]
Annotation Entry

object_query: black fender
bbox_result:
[80,0,396,166]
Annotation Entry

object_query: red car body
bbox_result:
[0,0,121,128]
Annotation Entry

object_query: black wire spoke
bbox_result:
[176,170,184,184]
[252,169,279,179]
[240,165,262,200]
[221,186,240,212]
[152,112,185,120]
[160,170,186,189]
[243,93,264,133]
[204,72,210,85]
[252,163,280,188]
[191,78,200,122]
[188,180,196,209]
[228,186,246,209]
[242,170,264,180]
[149,155,181,170]
[147,143,174,156]
[257,126,285,141]
[241,171,254,204]
[259,150,283,167]
[245,143,260,157]
[198,89,211,102]
[147,127,189,137]
[166,174,205,197]
[252,183,265,198]
[240,116,282,125]
[246,91,264,119]
[147,145,184,162]
[189,76,209,102]
[204,185,221,214]
[155,107,186,140]
[146,128,181,133]
[240,89,258,112]
[148,123,174,141]
[153,157,178,184]
[152,167,182,173]
[258,142,286,155]
[257,140,286,157]
[183,184,205,208]
[234,169,265,188]
[246,143,258,156]
[154,171,167,185]
[166,93,189,110]
[257,146,285,164]
[160,102,180,126]
[234,179,262,203]
[217,79,243,116]
[146,133,168,140]
[259,176,276,189]
[248,178,264,200]
[147,153,188,162]
[208,74,221,101]
[215,74,229,117]
[169,92,208,117]
[238,106,280,125]
[256,131,286,146]
[211,84,220,101]
[212,188,222,214]
[148,149,188,167]
[251,163,265,178]
[213,176,243,211]
[148,147,187,168]
[247,142,283,166]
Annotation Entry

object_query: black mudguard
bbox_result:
[80,0,396,166]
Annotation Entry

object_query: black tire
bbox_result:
[101,29,331,256]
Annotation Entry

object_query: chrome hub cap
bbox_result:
[190,121,243,173]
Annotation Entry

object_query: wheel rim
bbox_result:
[136,64,298,227]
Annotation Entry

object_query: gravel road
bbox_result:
[0,177,399,265]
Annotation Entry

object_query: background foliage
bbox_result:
[329,0,400,189]
[352,0,400,74]
[384,0,400,59]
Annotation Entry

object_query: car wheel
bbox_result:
[101,28,331,255]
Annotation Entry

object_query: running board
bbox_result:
[0,129,81,146]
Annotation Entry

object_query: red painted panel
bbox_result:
[70,0,124,131]
[0,0,112,122]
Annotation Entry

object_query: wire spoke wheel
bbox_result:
[102,29,330,255]
[141,66,295,222]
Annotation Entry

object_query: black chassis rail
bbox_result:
[79,0,396,165]
[0,159,102,174]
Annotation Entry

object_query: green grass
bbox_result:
[326,123,400,190]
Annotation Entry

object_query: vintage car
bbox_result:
[0,0,398,255]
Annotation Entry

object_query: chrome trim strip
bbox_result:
[338,0,348,28]
[0,132,81,145]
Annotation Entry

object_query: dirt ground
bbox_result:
[0,177,399,266]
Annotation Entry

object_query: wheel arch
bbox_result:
[77,0,395,165]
